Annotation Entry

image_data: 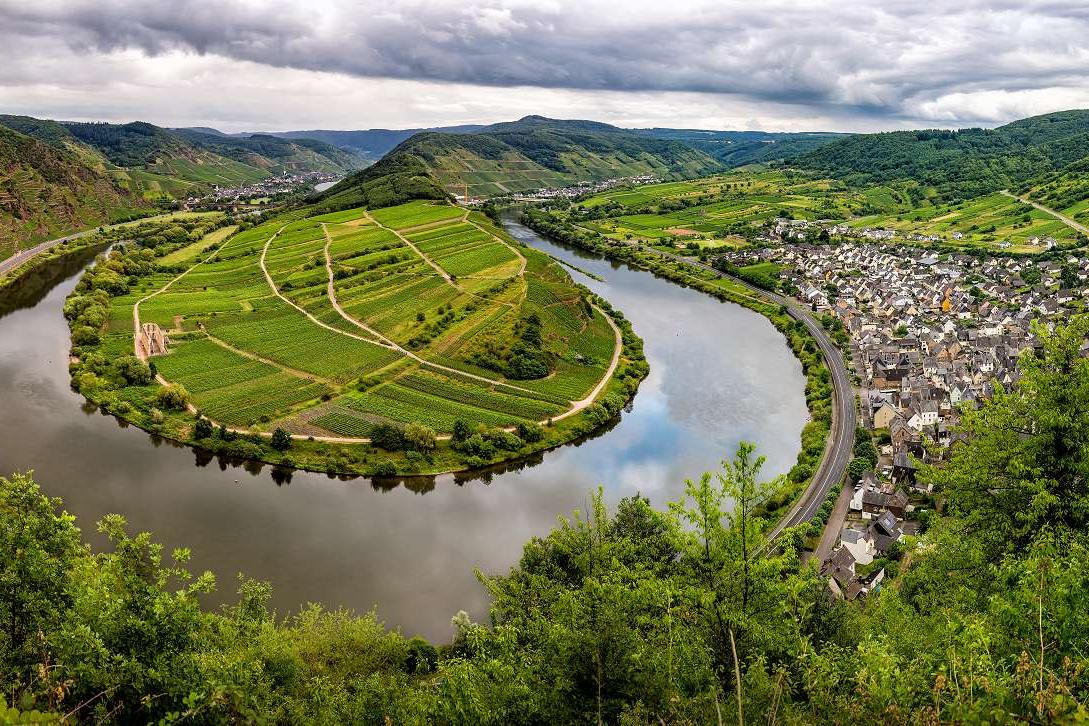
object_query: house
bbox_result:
[890,418,915,449]
[868,511,904,554]
[892,450,919,488]
[840,528,875,565]
[862,488,908,519]
[821,546,857,589]
[872,401,899,429]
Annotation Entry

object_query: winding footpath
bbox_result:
[614,239,857,539]
[1000,190,1089,236]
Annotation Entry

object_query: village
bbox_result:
[185,170,339,209]
[718,230,1088,601]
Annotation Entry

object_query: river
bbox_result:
[0,219,808,641]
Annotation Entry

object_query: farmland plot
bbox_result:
[120,200,620,438]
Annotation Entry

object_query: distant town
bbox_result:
[185,170,340,210]
[454,174,661,205]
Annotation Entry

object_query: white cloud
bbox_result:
[0,0,1086,131]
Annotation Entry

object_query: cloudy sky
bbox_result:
[1,0,1088,133]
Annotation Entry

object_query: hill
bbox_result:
[0,124,145,257]
[312,152,449,212]
[2,117,366,203]
[634,128,848,166]
[326,116,725,200]
[268,125,485,162]
[170,128,364,174]
[795,109,1089,200]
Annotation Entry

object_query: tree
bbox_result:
[193,417,213,439]
[848,457,871,480]
[115,355,153,385]
[155,384,190,411]
[271,428,293,452]
[452,419,473,443]
[370,423,406,451]
[404,423,436,454]
[0,474,82,697]
[669,443,806,704]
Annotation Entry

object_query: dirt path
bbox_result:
[463,214,528,277]
[554,310,623,420]
[363,210,458,287]
[318,223,596,403]
[1001,190,1089,236]
[259,230,390,349]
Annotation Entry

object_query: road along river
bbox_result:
[0,219,808,641]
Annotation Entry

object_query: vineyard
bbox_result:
[111,200,623,441]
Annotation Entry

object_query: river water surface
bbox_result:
[0,219,807,640]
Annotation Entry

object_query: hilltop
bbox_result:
[635,127,847,166]
[319,115,724,201]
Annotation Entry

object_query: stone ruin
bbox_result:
[138,322,169,358]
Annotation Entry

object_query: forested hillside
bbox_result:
[637,128,847,166]
[0,125,145,256]
[348,115,724,198]
[0,116,363,203]
[313,151,449,211]
[796,110,1089,200]
[3,319,1089,723]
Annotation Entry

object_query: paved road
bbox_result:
[0,229,101,278]
[0,211,216,280]
[619,241,857,539]
[813,480,853,562]
[1000,190,1089,236]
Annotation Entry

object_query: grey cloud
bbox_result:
[1,0,1088,124]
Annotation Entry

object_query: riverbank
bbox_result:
[519,206,850,527]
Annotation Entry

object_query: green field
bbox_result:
[851,192,1076,250]
[116,200,620,437]
[567,169,1086,252]
[575,169,895,247]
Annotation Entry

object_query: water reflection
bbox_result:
[0,223,807,640]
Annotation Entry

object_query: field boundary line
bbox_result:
[363,210,459,288]
[199,327,333,384]
[259,228,392,350]
[322,222,559,401]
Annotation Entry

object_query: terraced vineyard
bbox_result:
[119,200,624,441]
